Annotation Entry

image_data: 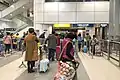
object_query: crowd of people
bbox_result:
[1,28,99,80]
[2,31,28,55]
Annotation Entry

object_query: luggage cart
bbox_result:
[95,43,103,56]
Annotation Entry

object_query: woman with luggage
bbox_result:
[59,33,79,80]
[24,28,39,73]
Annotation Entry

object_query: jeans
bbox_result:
[48,48,55,61]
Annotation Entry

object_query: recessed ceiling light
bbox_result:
[10,14,12,16]
[23,6,25,8]
[10,5,15,8]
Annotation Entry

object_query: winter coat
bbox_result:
[46,34,57,49]
[24,34,38,61]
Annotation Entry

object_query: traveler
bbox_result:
[39,32,45,45]
[15,33,21,50]
[61,33,75,61]
[45,31,57,61]
[90,35,97,55]
[24,28,38,73]
[85,33,91,50]
[3,32,12,54]
[77,33,83,52]
[12,33,20,50]
[60,33,78,80]
[10,33,14,52]
[22,32,26,39]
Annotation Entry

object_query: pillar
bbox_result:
[109,0,120,40]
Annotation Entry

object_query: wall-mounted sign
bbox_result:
[53,24,70,28]
[72,24,94,27]
[77,24,89,27]
[4,28,16,31]
[100,24,108,27]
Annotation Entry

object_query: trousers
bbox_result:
[27,61,35,72]
[48,48,55,61]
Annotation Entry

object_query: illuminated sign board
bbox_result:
[72,24,94,27]
[100,24,108,27]
[77,24,89,27]
[53,24,70,28]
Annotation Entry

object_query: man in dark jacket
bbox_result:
[46,31,57,61]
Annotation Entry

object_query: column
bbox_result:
[109,0,114,40]
[114,0,120,37]
[109,0,120,40]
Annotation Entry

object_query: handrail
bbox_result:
[17,14,33,26]
[13,24,28,34]
[101,39,120,67]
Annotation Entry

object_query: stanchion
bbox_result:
[107,40,110,60]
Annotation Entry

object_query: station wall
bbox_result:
[34,1,109,24]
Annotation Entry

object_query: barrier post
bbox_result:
[108,40,110,60]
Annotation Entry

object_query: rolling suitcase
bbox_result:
[83,46,88,53]
[39,59,49,73]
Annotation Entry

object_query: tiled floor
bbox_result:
[1,51,120,80]
[79,52,120,80]
[0,52,90,80]
[0,52,21,67]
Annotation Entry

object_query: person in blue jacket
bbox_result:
[77,33,83,52]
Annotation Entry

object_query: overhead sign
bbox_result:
[77,24,89,27]
[100,24,108,27]
[72,24,94,27]
[53,24,70,28]
[4,28,16,31]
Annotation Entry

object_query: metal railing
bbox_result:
[13,24,28,34]
[101,40,120,67]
